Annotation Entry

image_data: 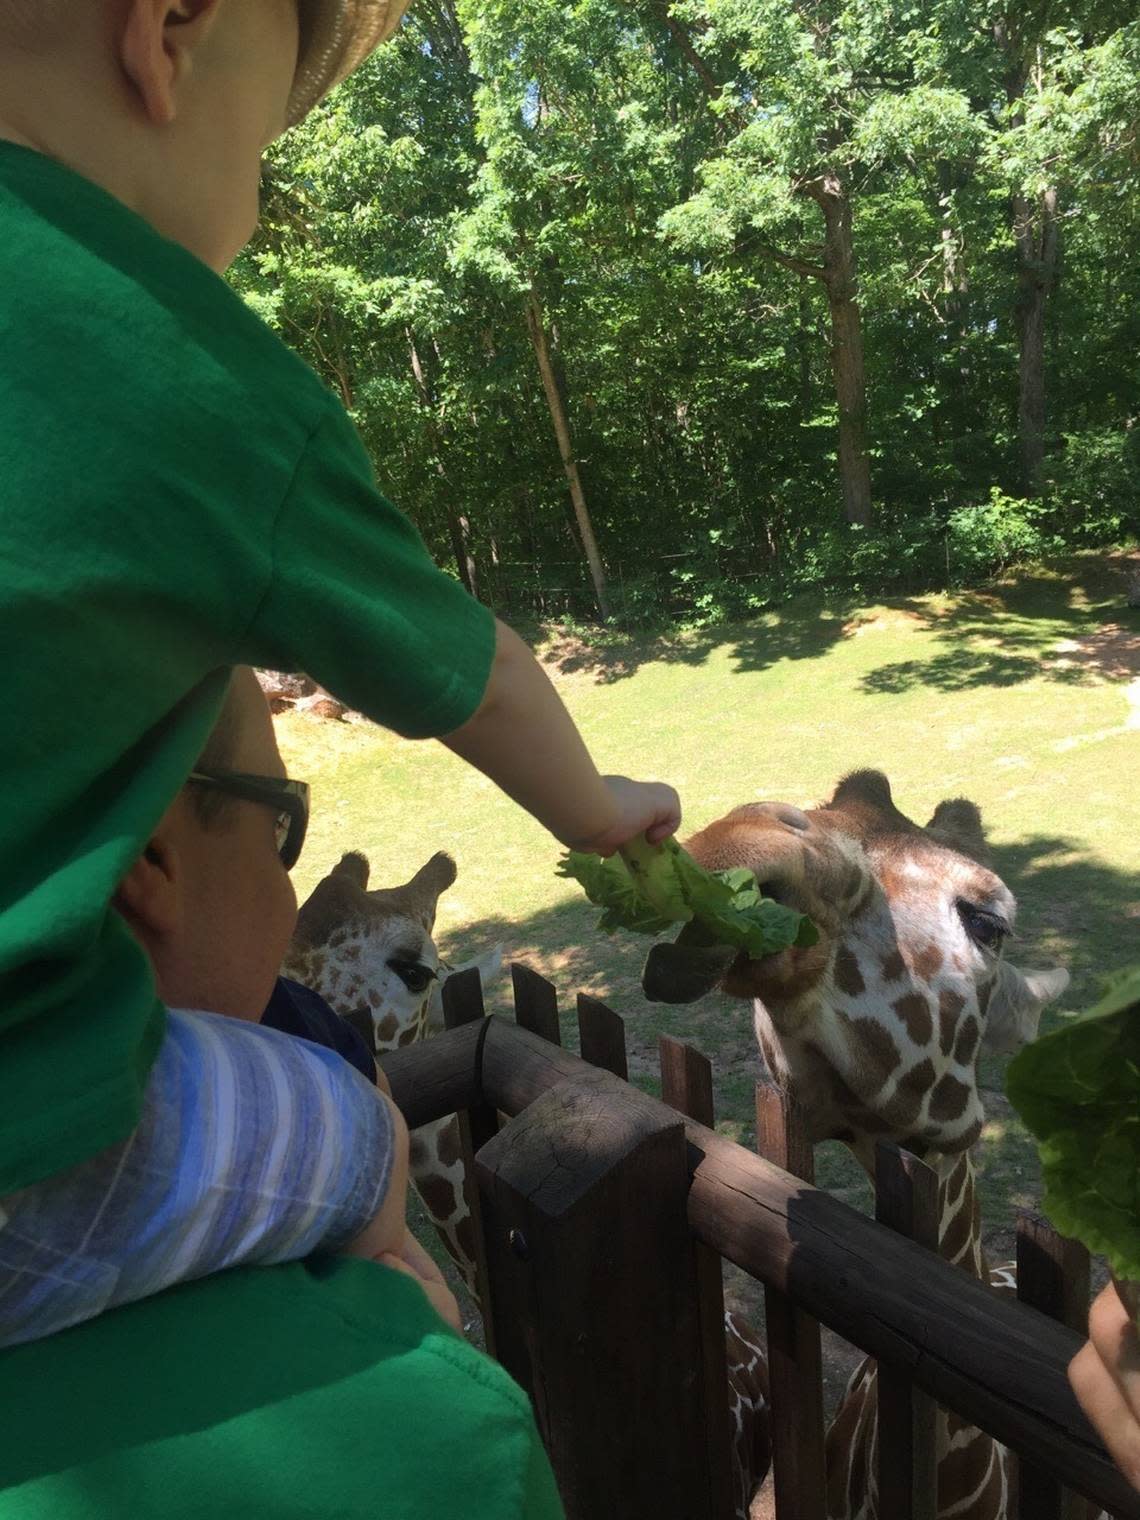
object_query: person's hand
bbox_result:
[1069,1282,1140,1490]
[570,776,682,857]
[378,1228,463,1332]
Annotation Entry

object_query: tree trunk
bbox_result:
[1013,186,1059,490]
[812,176,873,528]
[524,283,610,618]
[408,332,479,599]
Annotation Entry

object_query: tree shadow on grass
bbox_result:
[859,560,1140,697]
[540,592,930,685]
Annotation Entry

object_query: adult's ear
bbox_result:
[120,0,221,126]
[113,835,182,941]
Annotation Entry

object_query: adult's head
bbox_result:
[115,667,301,1019]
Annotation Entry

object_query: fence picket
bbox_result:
[874,1143,940,1520]
[1015,1211,1092,1520]
[659,1036,736,1520]
[511,962,561,1045]
[755,1081,828,1520]
[441,966,497,1353]
[577,994,628,1079]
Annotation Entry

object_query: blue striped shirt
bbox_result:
[0,1008,395,1347]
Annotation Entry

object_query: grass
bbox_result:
[276,550,1139,1326]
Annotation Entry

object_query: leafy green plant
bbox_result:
[1007,968,1140,1289]
[557,836,817,958]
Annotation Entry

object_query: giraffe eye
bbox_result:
[957,901,1009,951]
[388,958,436,994]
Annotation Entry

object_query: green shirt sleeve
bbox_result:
[247,405,496,740]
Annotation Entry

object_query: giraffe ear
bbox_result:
[380,851,458,931]
[982,962,1069,1054]
[925,798,990,864]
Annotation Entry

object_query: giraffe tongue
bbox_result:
[641,939,736,1004]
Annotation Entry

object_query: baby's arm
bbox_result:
[443,619,681,854]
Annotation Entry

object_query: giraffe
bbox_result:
[673,768,1072,1520]
[283,849,493,1288]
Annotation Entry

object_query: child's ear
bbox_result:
[120,0,221,126]
[114,835,181,939]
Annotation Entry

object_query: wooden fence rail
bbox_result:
[383,991,1140,1520]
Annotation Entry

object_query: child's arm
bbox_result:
[443,619,681,854]
[1069,1282,1140,1491]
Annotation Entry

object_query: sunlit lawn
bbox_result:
[277,551,1139,1318]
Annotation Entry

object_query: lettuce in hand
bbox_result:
[1006,967,1140,1287]
[557,835,817,960]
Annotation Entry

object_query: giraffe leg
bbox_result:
[724,1310,771,1519]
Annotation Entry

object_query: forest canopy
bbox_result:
[231,0,1140,625]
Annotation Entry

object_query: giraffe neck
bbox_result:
[932,1147,986,1280]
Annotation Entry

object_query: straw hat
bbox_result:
[287,0,413,128]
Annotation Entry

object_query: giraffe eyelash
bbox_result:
[956,900,1010,951]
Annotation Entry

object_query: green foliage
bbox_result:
[557,836,817,956]
[1007,969,1140,1287]
[228,0,1140,626]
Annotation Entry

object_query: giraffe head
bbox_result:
[670,770,1068,1158]
[283,849,457,1053]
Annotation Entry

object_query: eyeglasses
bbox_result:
[186,769,310,870]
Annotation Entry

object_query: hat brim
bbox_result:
[286,0,412,129]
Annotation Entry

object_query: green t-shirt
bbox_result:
[0,1256,566,1519]
[0,142,496,1194]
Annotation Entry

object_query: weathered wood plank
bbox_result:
[511,962,561,1046]
[438,968,496,1351]
[660,1037,736,1520]
[1016,1211,1093,1520]
[475,1072,718,1520]
[874,1143,940,1520]
[577,994,628,1079]
[472,1016,1140,1518]
[757,1082,827,1520]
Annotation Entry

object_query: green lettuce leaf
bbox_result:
[557,836,818,960]
[1006,967,1140,1284]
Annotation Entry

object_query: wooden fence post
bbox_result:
[659,1036,736,1520]
[874,1142,940,1520]
[475,1070,717,1520]
[756,1081,828,1520]
[441,966,497,1352]
[1016,1211,1092,1520]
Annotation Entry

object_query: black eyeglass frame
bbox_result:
[186,768,310,870]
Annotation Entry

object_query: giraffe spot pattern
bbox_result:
[436,1120,462,1171]
[840,1013,901,1084]
[953,1014,981,1067]
[416,1172,461,1223]
[893,992,933,1045]
[913,942,944,981]
[834,946,866,998]
[881,949,906,982]
[376,1012,400,1045]
[938,988,966,1057]
[928,1072,971,1122]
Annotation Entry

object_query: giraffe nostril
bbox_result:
[773,805,811,832]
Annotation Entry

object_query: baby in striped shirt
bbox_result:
[0,668,456,1346]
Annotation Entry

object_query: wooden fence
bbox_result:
[379,965,1138,1520]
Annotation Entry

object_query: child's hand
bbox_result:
[571,776,682,857]
[378,1229,463,1332]
[1069,1282,1140,1490]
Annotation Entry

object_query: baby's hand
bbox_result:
[1069,1281,1140,1491]
[571,776,682,857]
[378,1229,463,1332]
